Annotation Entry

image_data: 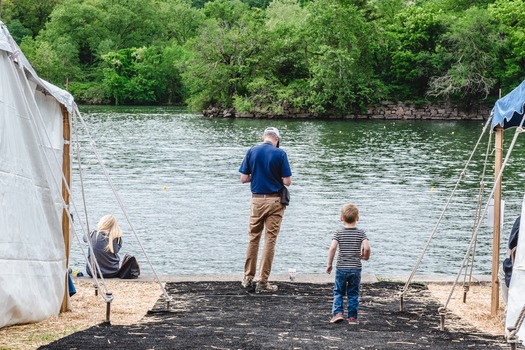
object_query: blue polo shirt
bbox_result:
[239,142,292,194]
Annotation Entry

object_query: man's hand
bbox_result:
[240,174,251,183]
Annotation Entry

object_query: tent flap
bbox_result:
[492,80,525,130]
[506,196,525,341]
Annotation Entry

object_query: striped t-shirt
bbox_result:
[333,227,368,269]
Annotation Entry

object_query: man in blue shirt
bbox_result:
[239,127,292,293]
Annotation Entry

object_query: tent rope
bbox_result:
[440,120,525,321]
[74,109,172,304]
[11,60,112,300]
[462,128,493,301]
[72,113,92,248]
[72,113,106,294]
[400,117,493,301]
[18,73,169,305]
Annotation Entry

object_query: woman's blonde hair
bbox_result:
[96,214,123,253]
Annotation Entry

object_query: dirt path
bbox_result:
[0,279,161,350]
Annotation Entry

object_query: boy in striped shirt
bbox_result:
[327,204,371,324]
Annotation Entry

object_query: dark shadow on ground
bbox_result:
[40,281,506,349]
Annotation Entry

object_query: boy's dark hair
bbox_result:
[341,204,359,224]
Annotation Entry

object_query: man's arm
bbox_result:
[282,176,291,186]
[327,240,338,274]
[240,174,251,183]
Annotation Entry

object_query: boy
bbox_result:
[326,204,371,324]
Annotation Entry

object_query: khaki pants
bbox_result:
[244,197,285,283]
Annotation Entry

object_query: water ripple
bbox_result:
[69,107,525,277]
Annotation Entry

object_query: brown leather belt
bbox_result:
[252,193,280,198]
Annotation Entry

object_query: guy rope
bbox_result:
[12,60,118,319]
[462,127,493,303]
[74,109,173,308]
[399,117,492,311]
[400,113,525,336]
[16,53,172,320]
[438,120,523,331]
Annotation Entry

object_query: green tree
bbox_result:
[19,35,81,84]
[39,0,162,66]
[5,19,32,43]
[96,0,162,49]
[363,0,406,23]
[304,0,382,113]
[489,0,525,93]
[430,0,495,12]
[182,0,266,110]
[384,5,447,101]
[102,45,186,105]
[23,0,189,102]
[427,7,499,106]
[234,0,309,112]
[157,0,205,46]
[1,0,60,37]
[38,0,108,67]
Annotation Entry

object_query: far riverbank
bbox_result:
[204,101,492,120]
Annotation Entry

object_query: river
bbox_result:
[68,106,525,277]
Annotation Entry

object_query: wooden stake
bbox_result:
[492,125,503,316]
[60,106,71,313]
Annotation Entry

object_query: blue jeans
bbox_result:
[332,268,361,318]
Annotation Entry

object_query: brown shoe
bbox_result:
[330,313,344,323]
[241,277,253,289]
[255,282,278,293]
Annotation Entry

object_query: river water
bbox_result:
[68,106,525,277]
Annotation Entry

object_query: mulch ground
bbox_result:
[40,281,506,349]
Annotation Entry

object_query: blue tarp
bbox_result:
[492,80,525,129]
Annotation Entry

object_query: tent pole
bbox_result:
[60,106,71,313]
[492,125,503,316]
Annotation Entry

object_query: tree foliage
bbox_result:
[305,0,382,112]
[489,0,525,93]
[1,0,60,37]
[384,5,447,101]
[428,7,499,105]
[2,0,523,111]
[182,0,266,110]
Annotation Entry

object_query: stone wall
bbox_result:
[203,101,492,120]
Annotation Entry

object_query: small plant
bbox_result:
[233,95,255,112]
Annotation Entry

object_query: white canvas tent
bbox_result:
[493,79,525,344]
[507,204,525,343]
[0,21,75,328]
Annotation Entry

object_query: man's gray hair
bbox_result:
[263,127,280,139]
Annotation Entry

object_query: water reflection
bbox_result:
[69,106,525,277]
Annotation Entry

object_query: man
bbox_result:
[239,127,292,293]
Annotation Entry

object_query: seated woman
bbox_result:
[84,214,123,278]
